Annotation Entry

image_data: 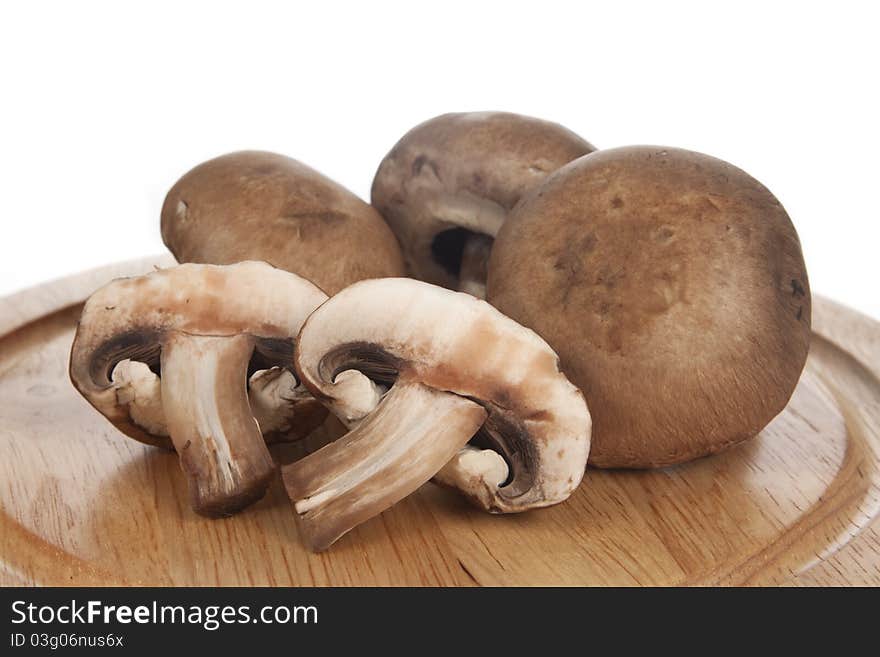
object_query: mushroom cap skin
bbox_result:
[161,151,406,295]
[371,112,595,292]
[488,146,812,468]
[286,277,591,549]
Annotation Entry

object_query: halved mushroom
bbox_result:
[371,112,595,297]
[488,146,812,468]
[283,278,591,550]
[69,261,329,516]
[161,150,406,295]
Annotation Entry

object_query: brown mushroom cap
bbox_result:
[161,151,405,295]
[488,146,811,468]
[69,261,329,515]
[284,277,591,550]
[371,112,595,294]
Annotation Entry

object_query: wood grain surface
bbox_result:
[1,257,878,586]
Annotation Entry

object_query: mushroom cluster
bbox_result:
[69,114,811,550]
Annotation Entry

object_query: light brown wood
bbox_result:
[1,257,879,586]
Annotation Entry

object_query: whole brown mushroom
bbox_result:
[488,146,811,468]
[162,151,405,295]
[371,112,595,297]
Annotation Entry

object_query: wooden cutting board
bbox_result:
[1,257,879,586]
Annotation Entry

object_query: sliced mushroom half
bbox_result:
[69,261,329,516]
[284,278,591,550]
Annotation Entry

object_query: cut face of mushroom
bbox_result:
[69,261,329,516]
[371,112,595,297]
[283,278,591,550]
[488,146,812,468]
[161,150,406,295]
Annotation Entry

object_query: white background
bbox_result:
[1,1,878,318]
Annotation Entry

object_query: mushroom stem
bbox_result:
[458,233,493,298]
[160,332,276,516]
[434,446,510,510]
[248,367,299,434]
[283,380,488,550]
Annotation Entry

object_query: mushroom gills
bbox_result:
[431,229,493,298]
[283,380,488,551]
[160,332,277,516]
[458,233,493,298]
